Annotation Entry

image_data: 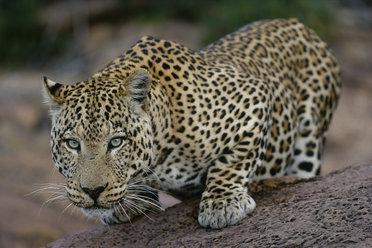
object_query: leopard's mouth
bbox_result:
[82,195,129,209]
[82,203,111,210]
[81,199,134,224]
[70,197,120,210]
[81,199,125,213]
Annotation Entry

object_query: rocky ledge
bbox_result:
[46,164,372,247]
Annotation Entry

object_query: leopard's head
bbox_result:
[43,69,159,224]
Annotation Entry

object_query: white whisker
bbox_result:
[127,186,158,195]
[123,198,153,221]
[121,199,136,215]
[124,198,146,213]
[125,194,163,211]
[26,183,66,197]
[128,182,159,193]
[61,202,74,215]
[118,202,132,224]
[27,182,70,218]
[43,195,68,206]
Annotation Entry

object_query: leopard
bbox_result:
[43,18,341,229]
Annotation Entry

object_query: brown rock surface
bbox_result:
[46,164,372,248]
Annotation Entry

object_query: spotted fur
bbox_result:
[43,18,341,229]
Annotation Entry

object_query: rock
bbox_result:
[45,165,372,248]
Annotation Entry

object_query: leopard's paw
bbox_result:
[198,189,256,229]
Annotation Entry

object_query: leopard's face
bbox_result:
[44,69,158,223]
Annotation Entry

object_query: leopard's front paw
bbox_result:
[198,189,256,229]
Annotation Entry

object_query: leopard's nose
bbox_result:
[81,183,108,202]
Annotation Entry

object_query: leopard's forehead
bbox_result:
[57,79,128,142]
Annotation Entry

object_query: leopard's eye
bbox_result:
[109,137,123,149]
[65,139,80,151]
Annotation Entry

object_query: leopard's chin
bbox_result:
[81,202,132,225]
[82,206,114,220]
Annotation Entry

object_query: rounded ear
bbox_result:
[121,68,151,113]
[42,76,66,114]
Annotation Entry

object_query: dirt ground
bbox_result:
[1,15,371,248]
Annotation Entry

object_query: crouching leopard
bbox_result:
[43,18,341,229]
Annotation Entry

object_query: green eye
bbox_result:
[109,137,123,149]
[65,139,80,150]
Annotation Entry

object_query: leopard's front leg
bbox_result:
[198,122,269,229]
[198,164,257,229]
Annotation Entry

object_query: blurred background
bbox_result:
[0,0,371,247]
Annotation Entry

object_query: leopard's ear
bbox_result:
[120,68,151,114]
[42,76,66,113]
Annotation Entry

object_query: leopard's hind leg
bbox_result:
[285,112,326,178]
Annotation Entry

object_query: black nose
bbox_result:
[81,184,107,202]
